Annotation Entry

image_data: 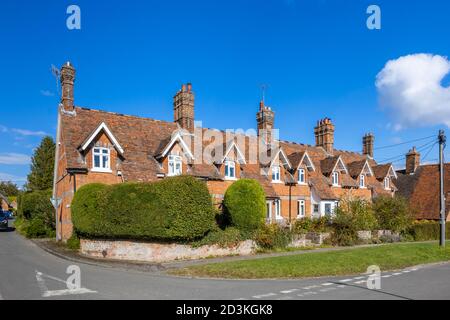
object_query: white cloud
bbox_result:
[40,90,55,97]
[0,153,30,165]
[0,172,26,183]
[12,128,47,137]
[376,53,450,129]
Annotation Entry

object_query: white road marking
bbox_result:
[392,272,402,276]
[339,279,352,282]
[354,280,366,284]
[411,268,419,271]
[280,289,299,294]
[35,270,97,298]
[402,270,411,273]
[302,291,317,296]
[353,276,365,280]
[337,285,347,288]
[382,275,391,278]
[42,288,97,298]
[276,296,293,300]
[253,293,277,299]
[321,282,334,286]
[302,285,320,290]
[319,287,336,292]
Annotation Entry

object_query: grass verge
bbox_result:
[169,241,450,279]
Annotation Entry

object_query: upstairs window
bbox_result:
[224,160,236,179]
[360,174,366,188]
[272,165,281,182]
[384,177,390,190]
[93,147,110,171]
[332,171,339,186]
[168,155,182,176]
[298,168,306,184]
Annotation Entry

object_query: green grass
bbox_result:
[170,241,450,279]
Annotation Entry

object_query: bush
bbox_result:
[407,221,450,241]
[373,196,414,233]
[67,233,80,250]
[254,224,292,249]
[223,179,266,232]
[192,227,246,248]
[71,176,216,241]
[15,190,55,238]
[330,209,359,246]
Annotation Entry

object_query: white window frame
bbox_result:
[224,160,236,180]
[298,168,306,184]
[168,155,182,176]
[297,200,306,218]
[384,177,390,190]
[360,174,366,188]
[92,147,111,172]
[272,165,281,183]
[313,204,320,215]
[274,200,282,219]
[332,171,339,186]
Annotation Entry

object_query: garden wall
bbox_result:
[80,239,257,263]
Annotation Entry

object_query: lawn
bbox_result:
[169,242,450,279]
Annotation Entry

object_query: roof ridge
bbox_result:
[75,106,174,124]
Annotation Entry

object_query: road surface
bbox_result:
[1,225,450,300]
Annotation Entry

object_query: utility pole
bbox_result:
[439,130,446,247]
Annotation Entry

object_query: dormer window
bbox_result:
[298,168,306,184]
[360,174,366,188]
[332,171,339,186]
[168,155,182,176]
[384,177,390,190]
[272,165,281,182]
[92,147,111,172]
[224,160,236,179]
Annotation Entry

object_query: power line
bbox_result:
[378,139,437,164]
[374,135,436,151]
[421,142,438,163]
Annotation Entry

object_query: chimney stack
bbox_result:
[314,118,335,154]
[60,61,76,112]
[173,83,195,131]
[256,101,275,144]
[363,133,375,158]
[405,147,420,174]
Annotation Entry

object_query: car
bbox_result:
[0,211,8,229]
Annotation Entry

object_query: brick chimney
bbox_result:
[363,133,375,158]
[406,147,420,174]
[174,83,194,131]
[60,61,76,112]
[314,118,335,154]
[256,101,275,144]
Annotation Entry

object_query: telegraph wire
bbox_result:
[374,135,436,151]
[378,139,438,164]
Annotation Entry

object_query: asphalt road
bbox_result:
[1,223,450,300]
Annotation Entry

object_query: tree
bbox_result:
[26,136,56,191]
[0,181,20,197]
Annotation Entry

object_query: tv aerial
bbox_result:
[51,64,61,95]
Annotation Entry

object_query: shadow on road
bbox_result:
[0,227,16,232]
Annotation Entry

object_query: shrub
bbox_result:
[15,190,55,238]
[407,221,450,241]
[67,233,80,250]
[223,179,266,232]
[330,209,359,246]
[71,176,216,241]
[373,195,414,233]
[192,227,246,248]
[292,218,314,235]
[254,224,292,250]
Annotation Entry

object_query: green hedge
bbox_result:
[373,195,414,233]
[71,176,216,241]
[407,222,450,241]
[223,179,266,232]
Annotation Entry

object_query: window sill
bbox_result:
[224,177,237,181]
[271,181,283,184]
[298,182,307,186]
[91,168,112,173]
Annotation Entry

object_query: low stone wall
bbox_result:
[305,232,331,245]
[80,239,257,263]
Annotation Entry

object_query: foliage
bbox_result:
[373,195,414,233]
[254,224,292,250]
[330,209,359,246]
[26,136,55,191]
[0,181,20,197]
[14,216,55,239]
[223,179,266,232]
[292,216,332,235]
[66,233,81,250]
[71,176,216,241]
[407,220,450,241]
[192,227,246,248]
[17,190,54,228]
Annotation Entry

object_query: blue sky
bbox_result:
[0,0,449,185]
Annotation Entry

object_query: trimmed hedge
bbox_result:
[373,195,414,233]
[223,179,266,232]
[407,221,450,241]
[71,176,216,241]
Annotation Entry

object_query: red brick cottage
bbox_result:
[52,62,396,241]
